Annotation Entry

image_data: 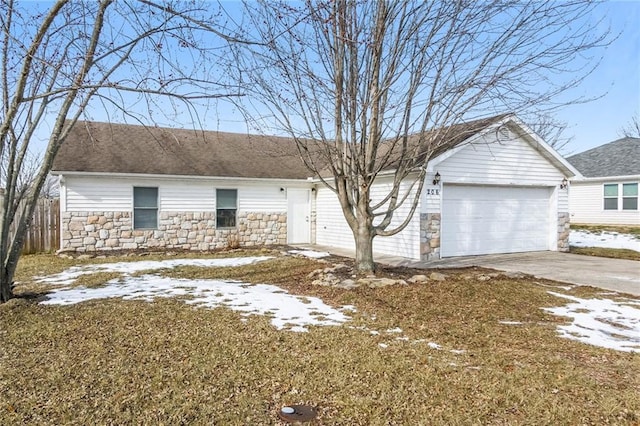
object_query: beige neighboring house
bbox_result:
[567,137,640,226]
[52,114,579,260]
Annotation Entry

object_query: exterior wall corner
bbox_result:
[557,212,570,252]
[420,213,441,261]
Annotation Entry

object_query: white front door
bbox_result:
[287,188,311,244]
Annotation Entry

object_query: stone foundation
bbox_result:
[557,212,570,252]
[420,213,441,261]
[61,211,287,252]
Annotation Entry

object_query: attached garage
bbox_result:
[440,185,553,257]
[314,115,579,261]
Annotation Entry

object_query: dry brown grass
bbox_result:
[570,246,640,261]
[1,250,639,425]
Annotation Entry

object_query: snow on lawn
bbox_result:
[38,257,273,286]
[569,230,640,252]
[543,291,640,353]
[39,256,352,332]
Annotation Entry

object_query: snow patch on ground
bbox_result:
[543,291,640,353]
[39,256,352,332]
[288,250,331,259]
[569,230,640,252]
[499,320,523,325]
[38,257,273,286]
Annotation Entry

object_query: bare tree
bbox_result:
[229,0,609,273]
[619,114,640,138]
[233,0,608,272]
[0,0,240,302]
[527,113,574,154]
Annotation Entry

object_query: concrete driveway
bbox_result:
[297,245,640,296]
[423,251,640,296]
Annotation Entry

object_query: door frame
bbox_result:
[286,188,311,244]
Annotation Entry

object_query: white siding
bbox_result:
[161,183,215,211]
[65,176,132,211]
[316,187,353,250]
[427,132,568,213]
[570,180,640,225]
[63,175,292,213]
[315,177,421,259]
[239,186,286,212]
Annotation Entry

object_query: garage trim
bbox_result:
[440,184,557,257]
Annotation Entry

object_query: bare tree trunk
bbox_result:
[354,224,375,274]
[0,269,11,302]
[0,192,10,302]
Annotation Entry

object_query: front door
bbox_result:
[287,188,311,243]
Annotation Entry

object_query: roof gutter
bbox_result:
[570,174,640,182]
[52,170,315,185]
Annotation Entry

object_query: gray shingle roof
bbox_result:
[52,121,314,179]
[52,115,511,179]
[566,137,640,178]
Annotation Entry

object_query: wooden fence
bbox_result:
[11,198,61,254]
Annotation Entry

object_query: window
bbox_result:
[216,189,237,228]
[603,184,618,210]
[622,183,638,210]
[133,187,158,229]
[603,183,638,211]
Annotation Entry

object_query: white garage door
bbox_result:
[441,185,552,257]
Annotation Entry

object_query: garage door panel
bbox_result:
[447,201,547,217]
[441,185,552,257]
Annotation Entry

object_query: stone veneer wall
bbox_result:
[420,213,441,261]
[557,212,570,252]
[61,211,287,252]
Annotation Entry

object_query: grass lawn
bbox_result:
[1,249,639,425]
[570,246,640,261]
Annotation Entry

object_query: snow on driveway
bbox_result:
[569,230,640,252]
[544,292,640,353]
[39,256,352,332]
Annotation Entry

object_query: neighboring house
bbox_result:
[566,137,639,226]
[52,114,579,260]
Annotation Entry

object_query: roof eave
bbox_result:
[570,174,640,182]
[52,170,315,184]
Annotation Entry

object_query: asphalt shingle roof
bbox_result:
[52,114,510,179]
[52,121,313,179]
[566,137,640,178]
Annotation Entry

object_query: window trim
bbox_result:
[133,186,159,230]
[603,183,619,210]
[622,182,638,211]
[602,182,639,211]
[216,188,238,229]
